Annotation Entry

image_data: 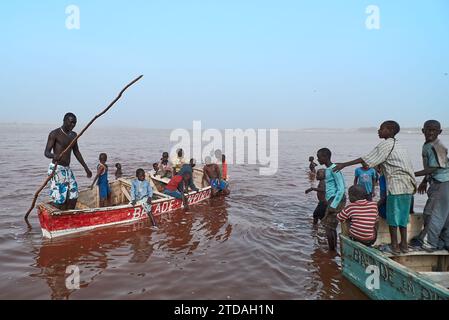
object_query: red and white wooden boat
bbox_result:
[38,169,211,239]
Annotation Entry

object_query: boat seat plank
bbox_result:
[76,202,90,210]
[154,190,171,199]
[118,178,132,187]
[419,272,449,289]
[121,186,131,202]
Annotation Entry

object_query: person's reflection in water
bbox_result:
[198,196,232,243]
[128,221,154,263]
[157,196,232,255]
[30,221,153,300]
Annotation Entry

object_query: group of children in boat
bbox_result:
[45,113,231,215]
[306,120,449,255]
[89,148,230,211]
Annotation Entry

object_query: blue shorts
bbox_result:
[386,194,413,228]
[211,179,228,191]
[164,189,183,199]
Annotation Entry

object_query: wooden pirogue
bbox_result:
[37,169,211,239]
[340,214,449,300]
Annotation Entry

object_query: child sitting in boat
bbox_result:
[131,169,153,212]
[317,148,346,251]
[115,163,123,180]
[337,185,379,247]
[90,153,111,207]
[305,169,326,225]
[172,149,186,175]
[152,162,160,176]
[158,152,173,179]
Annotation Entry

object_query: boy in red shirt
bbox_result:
[337,185,379,246]
[164,172,191,209]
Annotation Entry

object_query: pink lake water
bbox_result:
[0,124,443,300]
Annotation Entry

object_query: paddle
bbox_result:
[24,75,144,223]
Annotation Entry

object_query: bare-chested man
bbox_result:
[203,156,230,197]
[44,113,92,210]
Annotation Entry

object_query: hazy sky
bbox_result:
[1,1,448,129]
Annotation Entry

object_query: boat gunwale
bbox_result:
[340,235,449,298]
[38,186,212,217]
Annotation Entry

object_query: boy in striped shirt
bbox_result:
[334,121,416,254]
[337,185,379,246]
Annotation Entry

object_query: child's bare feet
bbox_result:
[400,244,408,253]
[391,244,401,254]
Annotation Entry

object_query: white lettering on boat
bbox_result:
[133,207,143,219]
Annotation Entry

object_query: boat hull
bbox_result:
[340,235,449,300]
[38,187,212,239]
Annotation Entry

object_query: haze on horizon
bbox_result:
[1,1,448,129]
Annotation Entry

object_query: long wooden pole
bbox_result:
[24,75,144,222]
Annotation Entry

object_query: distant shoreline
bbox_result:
[0,122,448,134]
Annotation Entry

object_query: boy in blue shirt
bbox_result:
[354,164,377,201]
[131,168,153,209]
[414,120,449,251]
[317,148,347,251]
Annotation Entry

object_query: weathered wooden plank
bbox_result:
[121,186,131,202]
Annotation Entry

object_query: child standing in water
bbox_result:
[317,148,346,251]
[91,153,111,207]
[309,156,318,174]
[306,169,327,225]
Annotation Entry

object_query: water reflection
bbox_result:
[310,247,368,300]
[29,196,231,299]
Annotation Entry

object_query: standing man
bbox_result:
[44,113,92,210]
